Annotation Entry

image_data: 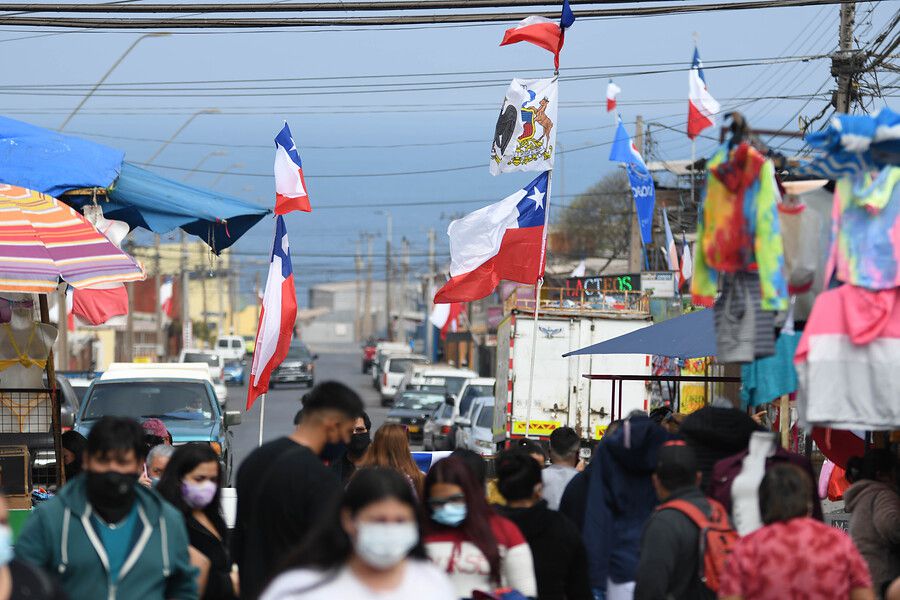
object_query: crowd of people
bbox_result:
[3,381,899,600]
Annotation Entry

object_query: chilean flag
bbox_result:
[500,0,574,70]
[687,47,720,139]
[429,302,465,339]
[274,123,311,215]
[435,172,549,304]
[247,215,298,409]
[159,276,174,318]
[606,80,621,112]
[662,208,679,272]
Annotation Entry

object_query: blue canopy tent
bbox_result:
[0,116,269,252]
[562,309,716,359]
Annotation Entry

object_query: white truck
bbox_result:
[493,291,652,446]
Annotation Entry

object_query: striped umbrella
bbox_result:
[0,184,145,293]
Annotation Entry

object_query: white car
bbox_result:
[179,349,227,405]
[453,378,496,449]
[214,336,247,362]
[370,342,412,387]
[466,397,497,457]
[379,354,429,406]
[397,365,478,399]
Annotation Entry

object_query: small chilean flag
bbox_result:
[247,215,298,409]
[273,122,311,215]
[500,0,574,70]
[429,302,465,339]
[687,46,720,140]
[159,276,174,318]
[606,80,621,112]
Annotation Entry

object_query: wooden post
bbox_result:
[39,294,63,487]
[779,394,790,449]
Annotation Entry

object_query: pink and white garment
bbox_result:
[795,284,900,430]
[71,207,131,327]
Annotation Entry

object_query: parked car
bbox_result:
[223,360,245,386]
[179,349,227,405]
[378,354,429,406]
[74,362,242,484]
[465,397,497,457]
[370,342,411,387]
[422,400,456,451]
[454,378,496,449]
[362,339,377,374]
[271,342,317,387]
[384,390,444,443]
[215,335,247,361]
[397,365,478,398]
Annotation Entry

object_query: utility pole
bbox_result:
[425,228,436,360]
[229,260,238,335]
[384,213,393,341]
[401,237,410,345]
[154,234,163,361]
[364,234,374,339]
[627,115,645,273]
[834,2,858,113]
[355,237,363,342]
[216,262,224,341]
[57,286,67,371]
[181,232,191,351]
[123,236,135,361]
[201,251,209,348]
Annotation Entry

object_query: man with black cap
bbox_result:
[634,441,717,600]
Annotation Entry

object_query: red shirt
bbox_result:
[720,517,872,599]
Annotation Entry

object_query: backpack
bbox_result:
[657,497,738,593]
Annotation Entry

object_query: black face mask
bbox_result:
[64,459,82,481]
[86,471,138,523]
[347,432,371,457]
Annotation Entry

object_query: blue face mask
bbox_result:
[432,502,467,527]
[0,525,13,566]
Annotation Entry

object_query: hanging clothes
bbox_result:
[71,287,129,327]
[829,166,900,290]
[691,143,788,311]
[713,271,775,363]
[740,331,800,407]
[795,283,900,430]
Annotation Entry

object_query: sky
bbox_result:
[0,1,895,306]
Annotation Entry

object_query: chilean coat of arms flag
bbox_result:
[490,78,558,176]
[274,122,311,214]
[434,171,549,304]
[247,215,298,409]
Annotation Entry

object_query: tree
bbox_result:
[554,171,632,263]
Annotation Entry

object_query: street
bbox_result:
[230,342,395,475]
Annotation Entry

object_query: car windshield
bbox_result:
[83,382,214,421]
[476,403,494,428]
[410,384,446,394]
[393,393,443,411]
[71,384,90,403]
[183,353,219,367]
[389,358,422,374]
[444,377,469,396]
[225,360,243,369]
[286,346,312,361]
[459,384,494,417]
[216,340,228,349]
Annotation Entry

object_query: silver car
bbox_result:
[422,401,455,451]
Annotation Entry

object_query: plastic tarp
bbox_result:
[0,116,124,197]
[66,163,270,253]
[562,309,715,360]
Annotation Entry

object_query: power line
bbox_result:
[0,0,863,29]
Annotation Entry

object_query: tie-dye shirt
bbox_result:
[831,166,900,290]
[691,143,788,310]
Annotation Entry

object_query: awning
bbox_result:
[67,162,270,253]
[563,309,715,360]
[0,116,123,197]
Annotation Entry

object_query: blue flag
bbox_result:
[609,118,655,244]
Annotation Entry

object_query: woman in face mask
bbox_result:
[423,456,537,599]
[0,492,66,600]
[261,467,455,600]
[157,443,237,600]
[61,430,87,483]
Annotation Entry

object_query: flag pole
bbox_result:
[257,393,266,447]
[690,139,696,206]
[524,170,552,439]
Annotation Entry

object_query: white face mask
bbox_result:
[0,525,12,566]
[354,522,418,570]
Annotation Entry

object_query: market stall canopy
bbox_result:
[0,116,123,197]
[562,309,715,360]
[66,163,270,254]
[0,185,144,294]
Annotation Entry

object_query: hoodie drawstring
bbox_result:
[58,507,71,574]
[160,516,170,577]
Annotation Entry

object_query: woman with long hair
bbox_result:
[423,456,536,599]
[157,443,237,600]
[720,463,874,600]
[360,424,425,499]
[261,467,455,600]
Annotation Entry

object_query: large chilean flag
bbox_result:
[247,215,298,409]
[274,122,312,215]
[687,47,720,139]
[435,172,549,304]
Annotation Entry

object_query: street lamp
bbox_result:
[183,150,227,182]
[58,32,171,132]
[145,108,221,165]
[210,162,244,189]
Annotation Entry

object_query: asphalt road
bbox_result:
[228,342,394,475]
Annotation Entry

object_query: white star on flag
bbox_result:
[527,186,545,210]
